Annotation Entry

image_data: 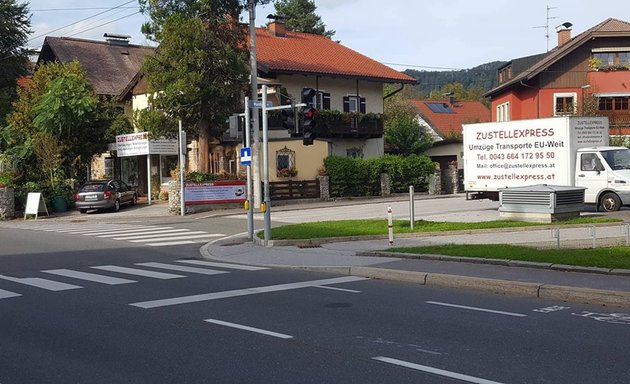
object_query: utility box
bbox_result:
[499,184,585,222]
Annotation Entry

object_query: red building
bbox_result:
[485,18,630,136]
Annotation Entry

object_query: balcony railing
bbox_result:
[315,111,384,138]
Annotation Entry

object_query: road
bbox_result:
[1,216,630,383]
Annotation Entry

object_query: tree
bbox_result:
[384,96,432,156]
[139,1,251,172]
[3,60,111,186]
[273,0,335,38]
[0,0,31,127]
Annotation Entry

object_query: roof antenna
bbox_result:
[532,5,558,52]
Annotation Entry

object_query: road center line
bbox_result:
[130,276,366,309]
[204,319,293,339]
[373,357,505,384]
[426,301,527,317]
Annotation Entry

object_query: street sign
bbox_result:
[240,147,252,166]
[248,100,273,109]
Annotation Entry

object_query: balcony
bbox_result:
[314,111,384,138]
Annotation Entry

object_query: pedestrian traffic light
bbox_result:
[302,107,318,145]
[281,107,296,135]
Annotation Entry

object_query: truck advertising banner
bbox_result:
[463,116,609,191]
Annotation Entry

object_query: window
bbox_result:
[103,157,114,179]
[346,147,364,158]
[580,153,603,172]
[276,147,296,177]
[496,102,510,122]
[592,48,630,69]
[498,66,512,83]
[553,93,577,116]
[160,155,178,184]
[302,88,330,110]
[343,95,366,113]
[599,96,629,111]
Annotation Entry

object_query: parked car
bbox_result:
[74,179,137,213]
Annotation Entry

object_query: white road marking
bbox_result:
[92,228,181,237]
[314,285,361,293]
[204,319,293,339]
[135,262,229,276]
[0,275,82,291]
[130,276,366,309]
[373,357,506,384]
[426,301,527,318]
[146,240,197,247]
[176,260,269,271]
[91,265,185,279]
[0,288,22,299]
[58,226,159,234]
[42,269,137,285]
[128,233,225,243]
[108,229,197,240]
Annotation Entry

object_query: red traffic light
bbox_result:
[304,108,319,119]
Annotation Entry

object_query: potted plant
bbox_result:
[277,167,298,178]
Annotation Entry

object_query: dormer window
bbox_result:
[498,65,512,84]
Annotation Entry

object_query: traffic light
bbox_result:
[302,107,318,145]
[281,107,296,135]
[302,87,316,105]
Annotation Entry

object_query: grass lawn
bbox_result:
[386,244,630,270]
[268,217,619,240]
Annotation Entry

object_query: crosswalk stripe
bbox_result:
[136,262,229,276]
[42,269,137,285]
[67,226,164,235]
[129,233,225,243]
[91,266,185,279]
[82,227,175,236]
[96,228,187,238]
[176,260,269,271]
[111,230,204,240]
[0,275,82,291]
[38,225,139,232]
[0,288,22,299]
[146,240,197,247]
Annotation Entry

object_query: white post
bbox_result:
[262,85,271,245]
[248,1,261,209]
[387,205,394,246]
[179,119,185,216]
[147,155,152,206]
[409,185,415,230]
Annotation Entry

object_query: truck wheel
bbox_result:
[600,192,621,212]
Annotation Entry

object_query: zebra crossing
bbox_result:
[9,222,226,247]
[0,259,268,301]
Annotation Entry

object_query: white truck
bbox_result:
[463,116,630,211]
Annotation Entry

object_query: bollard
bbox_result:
[551,228,560,249]
[387,205,394,246]
[589,226,596,249]
[623,224,630,246]
[409,185,415,230]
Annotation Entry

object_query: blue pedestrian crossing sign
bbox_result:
[240,147,252,166]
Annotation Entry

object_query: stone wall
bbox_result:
[0,187,15,220]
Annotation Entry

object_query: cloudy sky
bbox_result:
[26,0,630,70]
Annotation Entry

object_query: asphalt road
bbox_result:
[1,227,630,383]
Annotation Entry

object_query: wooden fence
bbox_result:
[269,179,320,200]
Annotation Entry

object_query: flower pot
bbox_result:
[52,195,67,213]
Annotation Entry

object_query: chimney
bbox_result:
[269,20,286,37]
[556,22,573,47]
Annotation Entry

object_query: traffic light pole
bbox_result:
[260,84,306,245]
[248,1,261,210]
[244,97,254,241]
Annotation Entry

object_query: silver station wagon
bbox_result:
[74,179,137,213]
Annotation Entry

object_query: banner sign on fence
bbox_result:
[184,181,247,204]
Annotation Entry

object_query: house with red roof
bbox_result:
[411,98,490,172]
[485,18,630,137]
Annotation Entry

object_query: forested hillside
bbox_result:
[403,61,507,98]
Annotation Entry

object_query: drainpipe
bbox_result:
[383,83,405,100]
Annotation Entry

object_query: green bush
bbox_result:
[324,154,436,197]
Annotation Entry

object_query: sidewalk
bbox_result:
[202,224,630,308]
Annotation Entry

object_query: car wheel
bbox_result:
[600,192,621,212]
[131,194,137,206]
[79,209,87,214]
[113,199,120,212]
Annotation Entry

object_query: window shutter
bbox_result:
[343,96,349,112]
[360,97,366,113]
[323,93,331,110]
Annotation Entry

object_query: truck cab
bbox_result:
[576,147,630,211]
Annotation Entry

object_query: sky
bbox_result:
[25,0,630,71]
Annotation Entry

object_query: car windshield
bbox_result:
[600,149,630,170]
[80,183,106,192]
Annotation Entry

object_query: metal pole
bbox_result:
[248,1,261,209]
[179,119,185,216]
[147,155,151,206]
[409,185,415,230]
[387,205,393,246]
[262,85,271,245]
[245,97,254,241]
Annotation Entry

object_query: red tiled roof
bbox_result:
[412,99,491,139]
[255,28,416,84]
